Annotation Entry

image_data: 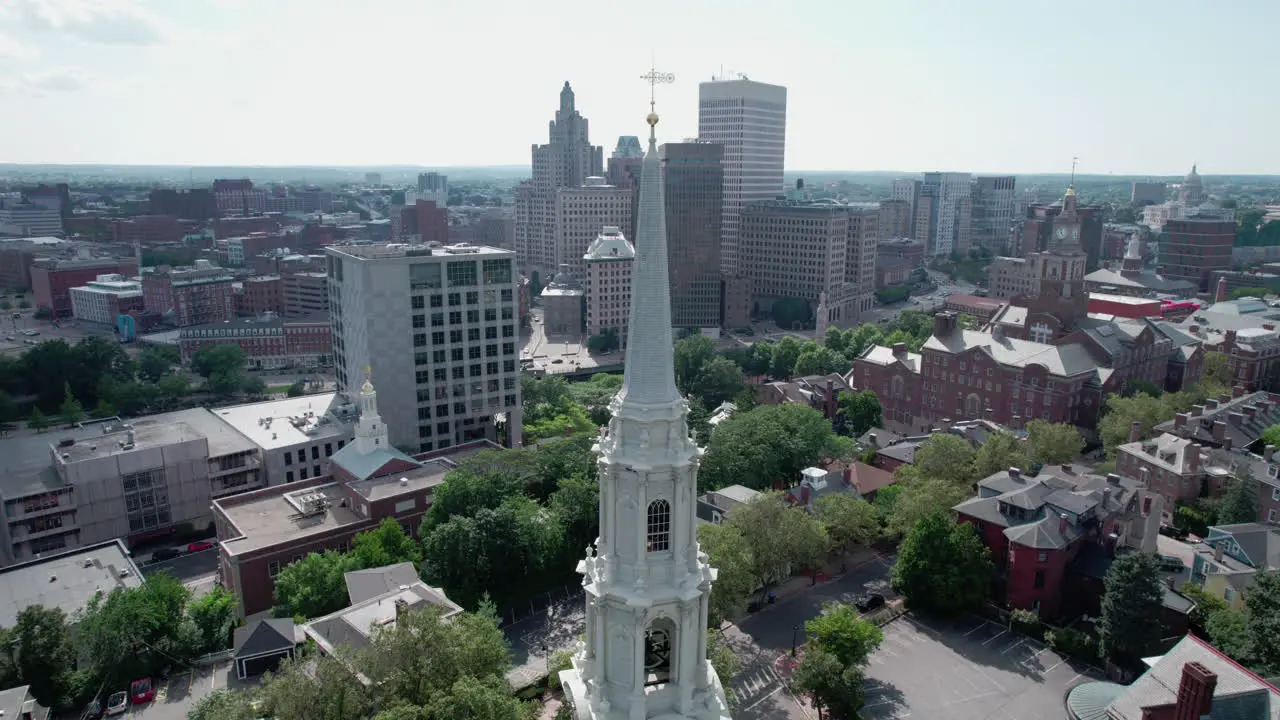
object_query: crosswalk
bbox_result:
[731,663,782,707]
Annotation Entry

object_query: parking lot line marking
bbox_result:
[1001,638,1028,655]
[1043,659,1064,675]
[743,686,781,710]
[981,629,1009,646]
[962,621,987,637]
[186,671,194,693]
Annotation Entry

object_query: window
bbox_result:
[300,467,309,480]
[1224,587,1235,603]
[411,296,425,310]
[311,446,320,460]
[1030,321,1053,344]
[431,313,444,327]
[284,451,293,466]
[314,465,321,477]
[412,314,425,329]
[447,261,478,287]
[325,443,333,457]
[430,294,443,308]
[395,498,417,513]
[1037,551,1047,562]
[466,291,479,305]
[646,499,671,552]
[449,311,462,325]
[448,292,461,306]
[410,263,442,290]
[1033,570,1045,589]
[268,561,281,578]
[286,471,294,483]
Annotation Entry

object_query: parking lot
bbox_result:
[109,660,249,719]
[861,614,1102,720]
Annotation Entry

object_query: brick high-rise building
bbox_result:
[845,205,880,319]
[515,82,604,278]
[396,200,449,244]
[111,215,186,245]
[1160,217,1236,292]
[661,141,724,329]
[149,188,217,220]
[237,276,284,316]
[31,257,140,318]
[553,179,631,279]
[141,261,237,327]
[698,77,787,277]
[583,227,634,342]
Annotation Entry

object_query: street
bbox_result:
[141,547,220,599]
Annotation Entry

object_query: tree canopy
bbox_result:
[699,403,852,492]
[837,390,882,438]
[1025,420,1084,465]
[725,493,829,600]
[1217,467,1258,525]
[890,511,993,616]
[1098,552,1164,660]
[805,601,883,668]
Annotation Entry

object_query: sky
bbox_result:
[0,0,1276,175]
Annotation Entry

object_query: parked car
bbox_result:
[855,594,887,613]
[1158,554,1185,572]
[187,540,214,553]
[105,691,128,716]
[1159,524,1190,540]
[150,547,181,563]
[130,677,155,704]
[80,697,103,720]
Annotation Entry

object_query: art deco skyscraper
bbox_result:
[697,77,787,277]
[515,82,604,279]
[559,94,731,720]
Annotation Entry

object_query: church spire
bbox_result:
[354,367,387,455]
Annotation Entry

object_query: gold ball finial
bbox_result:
[646,112,659,127]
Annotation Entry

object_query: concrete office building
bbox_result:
[282,272,328,317]
[210,394,354,487]
[845,205,880,319]
[541,265,586,336]
[325,242,522,453]
[739,200,858,326]
[698,77,787,276]
[920,172,972,257]
[583,227,634,341]
[878,199,912,241]
[515,82,604,277]
[970,176,1016,254]
[891,180,921,237]
[0,201,63,237]
[0,540,143,627]
[554,178,632,278]
[413,172,449,207]
[1160,217,1236,292]
[661,141,724,329]
[69,274,144,325]
[31,256,140,319]
[1131,181,1167,206]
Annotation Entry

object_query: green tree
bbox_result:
[287,379,306,397]
[1025,420,1084,465]
[1243,571,1280,675]
[11,605,75,708]
[707,631,743,711]
[137,345,178,383]
[1098,391,1171,453]
[1098,551,1163,660]
[973,431,1029,480]
[790,647,864,720]
[804,602,883,667]
[0,388,15,424]
[548,473,600,558]
[1205,605,1252,664]
[566,373,623,426]
[272,550,357,620]
[351,517,423,569]
[1263,424,1280,450]
[257,651,373,720]
[418,676,536,720]
[700,403,852,492]
[190,343,247,379]
[187,586,237,654]
[814,493,881,555]
[910,434,978,487]
[697,523,756,622]
[187,689,256,720]
[59,382,84,426]
[157,373,190,404]
[792,346,850,378]
[674,334,716,391]
[872,484,903,522]
[523,400,594,443]
[886,476,971,537]
[890,512,993,616]
[359,604,512,709]
[837,390,882,437]
[27,406,49,432]
[77,572,196,686]
[422,461,526,530]
[726,493,828,601]
[1178,582,1229,630]
[0,627,16,694]
[1203,351,1233,390]
[770,336,805,379]
[1217,467,1258,524]
[241,374,267,396]
[691,356,747,408]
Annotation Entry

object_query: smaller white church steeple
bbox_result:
[354,367,387,455]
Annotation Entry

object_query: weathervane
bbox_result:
[640,64,675,138]
[1070,156,1079,186]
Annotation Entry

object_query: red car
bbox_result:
[130,678,154,704]
[187,541,214,553]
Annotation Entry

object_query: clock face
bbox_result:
[1055,227,1068,240]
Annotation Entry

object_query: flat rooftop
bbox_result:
[211,393,350,451]
[55,410,225,464]
[1089,292,1162,306]
[0,540,143,627]
[326,242,512,261]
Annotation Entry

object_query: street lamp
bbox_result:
[791,625,799,657]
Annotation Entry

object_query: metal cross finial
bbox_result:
[640,65,675,115]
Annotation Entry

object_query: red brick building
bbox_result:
[953,465,1163,619]
[1087,292,1163,319]
[213,376,499,617]
[396,200,449,243]
[149,188,217,220]
[30,257,139,318]
[1160,217,1236,293]
[942,293,1004,324]
[757,373,849,421]
[237,276,284,316]
[214,216,283,241]
[179,312,331,369]
[111,215,187,245]
[141,262,236,327]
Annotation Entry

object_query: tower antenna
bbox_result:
[1070,156,1079,187]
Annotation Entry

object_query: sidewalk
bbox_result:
[729,545,885,626]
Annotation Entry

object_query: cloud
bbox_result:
[0,67,89,96]
[10,0,164,46]
[0,32,39,61]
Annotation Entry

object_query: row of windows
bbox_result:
[284,442,338,465]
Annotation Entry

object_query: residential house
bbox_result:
[0,686,48,720]
[695,485,762,525]
[1189,523,1280,610]
[1155,389,1280,452]
[232,618,302,680]
[757,373,850,421]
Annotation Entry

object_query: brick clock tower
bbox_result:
[1016,186,1090,343]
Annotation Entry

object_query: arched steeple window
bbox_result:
[646,499,670,552]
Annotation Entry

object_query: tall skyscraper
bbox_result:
[554,178,633,278]
[607,136,645,242]
[740,201,857,325]
[920,172,972,257]
[559,98,731,720]
[325,243,522,452]
[515,82,604,280]
[891,179,921,237]
[662,141,724,330]
[970,176,1017,255]
[698,77,787,276]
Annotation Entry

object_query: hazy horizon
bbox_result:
[2,0,1276,174]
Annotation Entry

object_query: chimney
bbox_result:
[843,467,854,486]
[1189,324,1200,334]
[1218,393,1231,405]
[869,432,878,446]
[1173,412,1188,429]
[1215,276,1228,303]
[1191,405,1204,417]
[1212,420,1227,442]
[1244,404,1257,418]
[1214,543,1224,562]
[1232,385,1245,399]
[1142,496,1152,517]
[1174,661,1217,720]
[1265,444,1275,462]
[1009,467,1021,479]
[394,597,409,622]
[825,378,836,419]
[801,485,811,506]
[1129,420,1143,443]
[1060,464,1073,474]
[892,342,907,357]
[939,417,952,432]
[1225,329,1237,347]
[1223,436,1233,451]
[933,311,957,337]
[1058,513,1068,535]
[1102,487,1112,507]
[1228,412,1244,427]
[1106,473,1121,485]
[1186,444,1199,472]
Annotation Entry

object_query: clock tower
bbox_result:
[1013,186,1089,343]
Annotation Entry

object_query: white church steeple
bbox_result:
[353,368,388,455]
[558,70,731,720]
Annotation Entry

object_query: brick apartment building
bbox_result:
[237,276,284,316]
[212,377,499,617]
[942,293,1005,323]
[0,237,66,291]
[141,261,237,327]
[214,179,268,216]
[875,238,925,289]
[1160,217,1236,292]
[757,373,850,422]
[953,465,1163,619]
[149,188,217,220]
[282,272,328,317]
[395,200,449,244]
[214,216,283,241]
[179,312,332,370]
[1154,389,1280,451]
[30,257,139,318]
[111,215,188,245]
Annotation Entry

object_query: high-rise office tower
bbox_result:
[554,177,632,278]
[662,141,724,330]
[515,82,604,279]
[697,77,787,276]
[558,103,731,720]
[920,172,972,257]
[740,201,857,326]
[325,243,522,452]
[970,176,1017,255]
[412,172,449,207]
[891,179,921,237]
[607,136,645,242]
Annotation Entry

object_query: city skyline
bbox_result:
[1,0,1277,174]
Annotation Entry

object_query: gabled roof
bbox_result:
[1004,513,1075,550]
[330,443,422,483]
[1118,433,1205,475]
[876,441,920,464]
[344,562,421,605]
[921,329,1098,377]
[858,344,922,373]
[849,462,895,495]
[1207,524,1280,570]
[233,618,299,658]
